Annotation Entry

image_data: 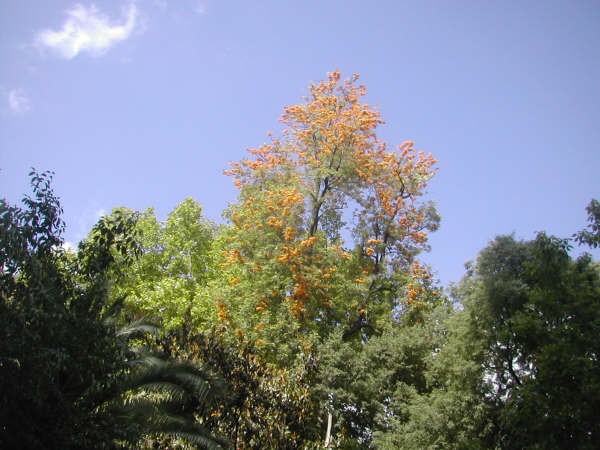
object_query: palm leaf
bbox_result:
[116,318,159,339]
[95,342,229,449]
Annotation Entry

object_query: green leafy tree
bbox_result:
[573,198,600,248]
[447,233,600,449]
[0,170,124,449]
[112,198,218,333]
[0,171,226,449]
[219,71,440,364]
[313,303,470,448]
[99,199,325,447]
[380,302,496,449]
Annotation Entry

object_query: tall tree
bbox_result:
[448,233,600,449]
[219,71,439,362]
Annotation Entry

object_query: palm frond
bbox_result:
[159,419,230,449]
[116,317,159,339]
[96,349,228,449]
[167,430,227,450]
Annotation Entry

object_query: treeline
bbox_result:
[2,72,599,449]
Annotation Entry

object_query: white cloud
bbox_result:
[8,88,31,114]
[36,3,138,59]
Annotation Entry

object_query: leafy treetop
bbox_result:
[220,71,440,360]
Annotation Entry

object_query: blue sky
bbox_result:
[1,0,599,286]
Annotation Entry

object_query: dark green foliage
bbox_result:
[99,351,228,449]
[4,170,598,449]
[77,206,141,279]
[573,199,600,248]
[383,231,600,449]
[312,309,450,447]
[453,233,600,449]
[1,170,124,449]
[159,332,320,449]
[0,171,226,449]
[382,301,498,449]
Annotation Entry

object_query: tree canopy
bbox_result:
[219,71,440,364]
[2,73,599,449]
[1,171,226,449]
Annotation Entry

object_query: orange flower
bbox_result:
[216,300,228,322]
[255,300,268,311]
[284,226,295,242]
[267,216,283,228]
[300,236,317,248]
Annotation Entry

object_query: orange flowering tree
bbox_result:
[218,71,439,361]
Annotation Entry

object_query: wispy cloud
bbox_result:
[7,88,31,114]
[36,3,138,59]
